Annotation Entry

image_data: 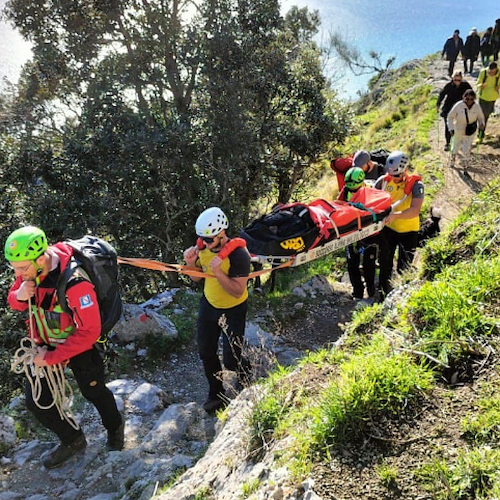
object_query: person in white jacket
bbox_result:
[447,89,485,167]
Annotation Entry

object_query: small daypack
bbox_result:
[57,236,123,338]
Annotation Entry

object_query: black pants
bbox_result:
[197,297,250,399]
[378,227,418,295]
[463,58,476,74]
[346,235,378,298]
[25,346,122,445]
[447,57,457,77]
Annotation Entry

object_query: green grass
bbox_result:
[307,335,434,449]
[240,478,260,499]
[462,392,500,444]
[417,447,500,500]
[404,256,500,368]
[247,365,296,453]
[422,177,500,279]
[161,289,200,344]
[375,460,398,487]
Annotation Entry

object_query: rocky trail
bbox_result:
[1,57,500,500]
[0,276,357,500]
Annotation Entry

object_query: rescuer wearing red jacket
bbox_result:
[5,226,124,469]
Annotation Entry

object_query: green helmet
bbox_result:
[344,167,366,190]
[5,226,48,262]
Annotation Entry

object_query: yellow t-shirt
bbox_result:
[478,70,500,102]
[383,178,421,233]
[197,248,249,309]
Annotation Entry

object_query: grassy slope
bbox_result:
[245,56,500,500]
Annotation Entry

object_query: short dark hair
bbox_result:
[463,89,476,99]
[454,29,460,34]
[489,62,498,70]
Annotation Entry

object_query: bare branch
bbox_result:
[328,30,395,76]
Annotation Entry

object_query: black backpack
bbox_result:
[57,236,123,339]
[369,148,391,166]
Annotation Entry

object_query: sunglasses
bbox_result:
[453,78,462,82]
[200,235,217,244]
[465,97,475,101]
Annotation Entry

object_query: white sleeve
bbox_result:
[447,102,459,131]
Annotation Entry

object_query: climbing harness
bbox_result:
[10,299,80,430]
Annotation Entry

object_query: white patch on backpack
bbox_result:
[79,294,94,309]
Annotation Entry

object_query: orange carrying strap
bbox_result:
[118,237,294,279]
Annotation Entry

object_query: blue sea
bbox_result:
[281,0,500,99]
[1,0,499,99]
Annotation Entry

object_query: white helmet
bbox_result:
[195,207,229,237]
[385,151,410,176]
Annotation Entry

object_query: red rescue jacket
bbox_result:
[8,242,102,365]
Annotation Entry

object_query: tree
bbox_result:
[2,0,353,281]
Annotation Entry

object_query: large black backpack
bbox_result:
[57,236,123,339]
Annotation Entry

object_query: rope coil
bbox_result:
[10,299,80,431]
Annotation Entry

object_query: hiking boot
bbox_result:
[43,433,87,469]
[203,394,227,413]
[444,144,449,151]
[107,416,125,451]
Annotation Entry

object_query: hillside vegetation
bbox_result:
[1,23,500,499]
[159,56,500,500]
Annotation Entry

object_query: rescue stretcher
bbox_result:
[241,187,392,268]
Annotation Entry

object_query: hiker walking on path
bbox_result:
[442,29,464,77]
[492,19,500,61]
[463,28,480,75]
[338,167,378,301]
[375,152,425,298]
[183,207,251,413]
[480,27,494,67]
[436,71,472,151]
[477,62,499,135]
[5,226,124,469]
[447,89,485,166]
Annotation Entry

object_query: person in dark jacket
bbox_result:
[492,19,500,61]
[442,30,464,77]
[463,28,480,74]
[436,71,472,150]
[481,27,494,67]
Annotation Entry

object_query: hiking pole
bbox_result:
[475,129,484,160]
[437,117,440,149]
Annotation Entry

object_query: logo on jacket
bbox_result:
[79,294,94,309]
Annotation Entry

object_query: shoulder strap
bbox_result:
[56,258,85,315]
[196,237,247,260]
[404,174,422,196]
[464,107,470,124]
